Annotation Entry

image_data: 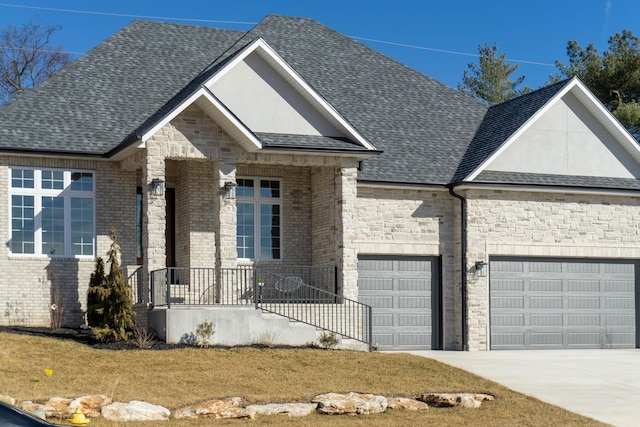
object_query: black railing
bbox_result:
[149,265,372,345]
[127,267,144,303]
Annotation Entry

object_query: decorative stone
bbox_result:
[101,401,170,422]
[312,392,387,415]
[173,397,254,420]
[70,395,112,418]
[0,395,16,405]
[45,397,73,418]
[386,397,429,410]
[418,393,494,408]
[246,403,318,417]
[19,401,46,413]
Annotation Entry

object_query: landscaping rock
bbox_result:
[45,397,73,418]
[387,397,429,410]
[19,401,46,413]
[312,392,387,415]
[173,397,254,420]
[419,393,495,408]
[247,403,318,417]
[69,395,112,418]
[0,395,16,405]
[102,400,170,421]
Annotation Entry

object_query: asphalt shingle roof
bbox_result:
[0,16,634,192]
[475,171,640,190]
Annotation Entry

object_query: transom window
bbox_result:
[236,178,281,261]
[10,167,95,257]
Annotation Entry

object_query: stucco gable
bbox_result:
[465,78,640,182]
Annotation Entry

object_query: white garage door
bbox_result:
[358,256,439,350]
[490,258,638,350]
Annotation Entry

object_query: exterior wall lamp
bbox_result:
[150,178,164,197]
[475,261,488,277]
[223,182,237,200]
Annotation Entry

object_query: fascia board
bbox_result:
[204,38,377,151]
[141,87,262,151]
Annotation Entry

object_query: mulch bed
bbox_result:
[0,326,186,350]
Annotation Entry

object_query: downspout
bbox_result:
[448,186,468,350]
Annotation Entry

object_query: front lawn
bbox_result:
[0,330,606,426]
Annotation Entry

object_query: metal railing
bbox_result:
[127,267,144,303]
[149,265,372,345]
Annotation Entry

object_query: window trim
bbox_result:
[9,167,96,258]
[236,176,283,262]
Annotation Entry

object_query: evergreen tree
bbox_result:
[458,42,531,105]
[554,30,640,138]
[87,228,136,341]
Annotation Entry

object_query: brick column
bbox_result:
[335,163,359,300]
[142,143,166,304]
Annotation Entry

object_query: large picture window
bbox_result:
[10,168,95,257]
[236,178,281,261]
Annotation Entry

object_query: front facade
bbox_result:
[2,16,640,351]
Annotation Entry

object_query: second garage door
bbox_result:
[358,256,440,351]
[490,258,638,350]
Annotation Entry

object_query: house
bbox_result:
[1,15,639,351]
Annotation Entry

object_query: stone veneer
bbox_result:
[0,156,136,327]
[355,186,460,350]
[464,188,640,351]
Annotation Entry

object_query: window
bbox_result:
[236,178,281,260]
[10,168,95,257]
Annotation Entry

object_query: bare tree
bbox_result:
[0,19,72,102]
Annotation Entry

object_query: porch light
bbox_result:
[150,178,164,197]
[223,182,237,199]
[475,261,488,277]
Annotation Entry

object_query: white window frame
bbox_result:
[236,176,283,261]
[9,167,96,258]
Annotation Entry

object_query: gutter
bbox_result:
[447,185,468,351]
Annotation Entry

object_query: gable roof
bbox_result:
[0,15,637,192]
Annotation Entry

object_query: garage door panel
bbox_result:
[567,297,600,309]
[567,280,600,292]
[399,278,430,291]
[530,280,562,292]
[492,279,524,292]
[399,314,430,327]
[491,258,637,350]
[358,256,437,351]
[358,277,393,291]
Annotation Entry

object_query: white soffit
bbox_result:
[466,77,640,181]
[203,38,376,151]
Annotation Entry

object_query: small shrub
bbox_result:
[318,331,339,349]
[134,327,156,349]
[195,320,215,348]
[253,330,280,348]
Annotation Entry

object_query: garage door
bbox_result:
[358,256,439,350]
[490,258,638,350]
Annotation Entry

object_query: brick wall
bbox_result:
[0,156,136,327]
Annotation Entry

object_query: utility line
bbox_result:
[0,2,555,67]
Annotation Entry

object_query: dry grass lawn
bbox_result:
[0,331,607,426]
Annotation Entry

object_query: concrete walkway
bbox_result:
[407,349,640,427]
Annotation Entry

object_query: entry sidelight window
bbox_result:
[236,177,281,261]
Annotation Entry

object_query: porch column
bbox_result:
[216,160,237,304]
[335,163,359,300]
[142,143,166,304]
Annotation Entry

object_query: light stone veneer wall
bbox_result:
[355,186,460,349]
[0,156,136,327]
[464,188,640,351]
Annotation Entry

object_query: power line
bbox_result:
[0,3,258,25]
[0,2,555,67]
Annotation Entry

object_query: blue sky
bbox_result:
[1,1,638,90]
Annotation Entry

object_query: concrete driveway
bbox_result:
[407,349,640,427]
